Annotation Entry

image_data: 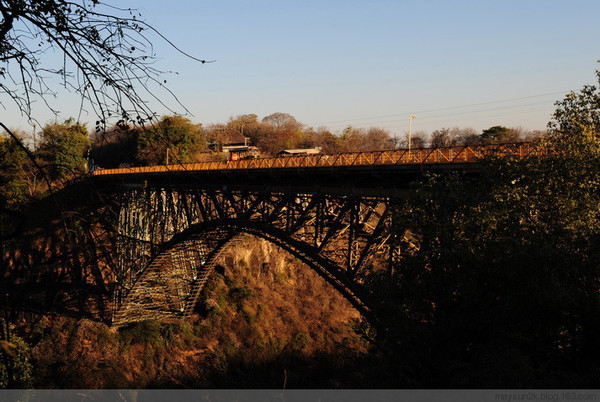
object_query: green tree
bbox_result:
[0,328,33,389]
[550,69,600,135]
[480,125,521,144]
[0,134,29,205]
[0,134,34,243]
[37,119,91,180]
[550,67,600,154]
[136,115,205,165]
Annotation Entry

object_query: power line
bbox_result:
[306,90,567,128]
[411,91,566,115]
[321,105,554,133]
[411,101,555,121]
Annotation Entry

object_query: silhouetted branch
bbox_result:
[0,1,208,129]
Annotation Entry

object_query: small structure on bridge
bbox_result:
[223,145,260,160]
[278,148,321,156]
[208,133,260,161]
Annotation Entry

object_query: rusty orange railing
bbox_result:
[91,142,548,177]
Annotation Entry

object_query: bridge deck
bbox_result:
[92,142,545,177]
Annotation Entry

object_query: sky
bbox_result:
[3,0,600,137]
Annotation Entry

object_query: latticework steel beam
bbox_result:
[113,187,394,325]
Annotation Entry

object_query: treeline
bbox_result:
[0,119,90,209]
[3,112,548,180]
[88,112,547,168]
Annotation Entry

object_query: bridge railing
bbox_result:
[91,142,548,176]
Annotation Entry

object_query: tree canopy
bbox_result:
[550,68,600,138]
[136,115,205,165]
[480,125,521,143]
[0,134,29,205]
[37,119,91,179]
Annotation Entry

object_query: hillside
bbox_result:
[24,235,382,388]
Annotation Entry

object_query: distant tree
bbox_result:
[523,129,548,141]
[430,128,453,148]
[257,126,301,155]
[451,127,480,146]
[37,119,91,179]
[216,114,307,155]
[304,127,340,153]
[362,127,394,150]
[223,114,266,147]
[232,114,259,125]
[90,124,140,168]
[411,133,427,148]
[228,114,261,135]
[399,131,427,149]
[203,123,230,152]
[136,115,205,165]
[338,126,395,152]
[337,126,362,152]
[294,128,320,149]
[262,112,302,131]
[258,112,307,154]
[480,125,521,144]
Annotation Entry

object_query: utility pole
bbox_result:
[166,148,169,165]
[408,115,416,150]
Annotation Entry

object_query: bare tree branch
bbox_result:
[0,0,210,130]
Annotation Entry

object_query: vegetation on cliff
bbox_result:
[22,237,371,388]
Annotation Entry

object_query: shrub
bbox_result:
[0,335,34,388]
[118,320,162,346]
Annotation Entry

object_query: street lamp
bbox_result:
[408,115,416,150]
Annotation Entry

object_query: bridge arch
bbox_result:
[112,219,374,327]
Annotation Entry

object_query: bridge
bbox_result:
[90,143,544,326]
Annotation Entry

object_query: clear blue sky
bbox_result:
[5,0,600,136]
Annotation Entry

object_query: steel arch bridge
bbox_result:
[111,188,391,326]
[92,143,544,326]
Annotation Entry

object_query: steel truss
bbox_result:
[113,187,396,326]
